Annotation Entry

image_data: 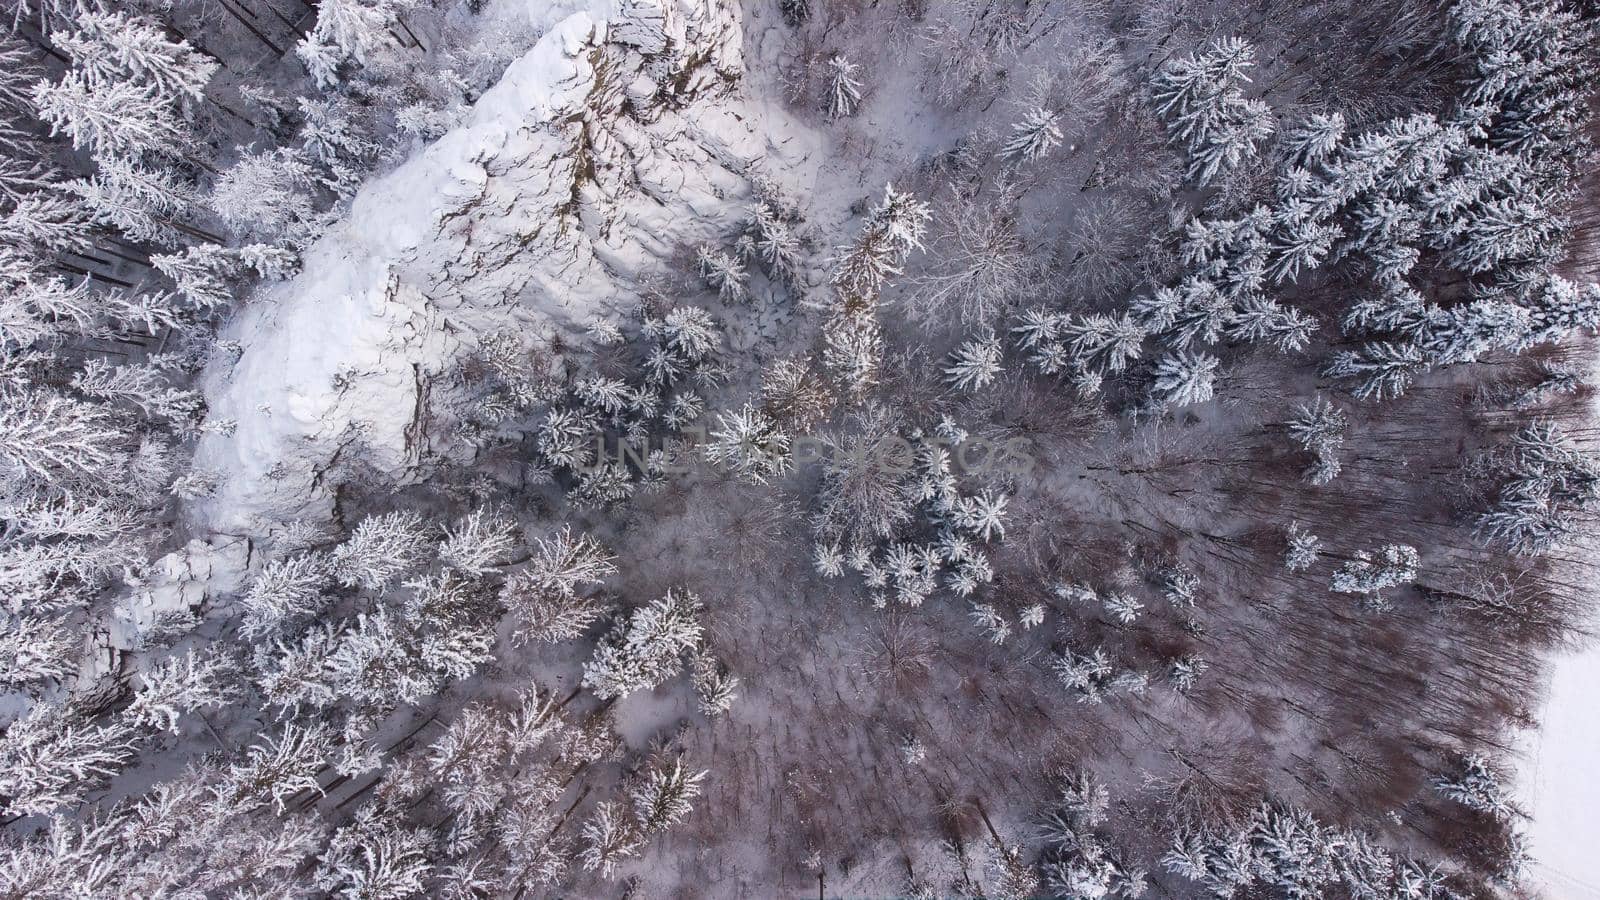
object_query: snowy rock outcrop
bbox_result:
[109,537,251,652]
[193,0,812,531]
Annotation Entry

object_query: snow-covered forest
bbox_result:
[2,0,1599,895]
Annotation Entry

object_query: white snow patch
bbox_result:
[1517,641,1600,898]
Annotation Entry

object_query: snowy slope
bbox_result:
[1518,641,1600,898]
[190,0,831,532]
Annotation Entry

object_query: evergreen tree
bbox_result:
[125,649,240,734]
[631,758,707,833]
[747,201,804,284]
[944,330,1003,392]
[1330,543,1419,610]
[329,510,431,590]
[58,10,217,106]
[239,553,330,640]
[1432,753,1513,817]
[1149,37,1276,185]
[438,508,519,577]
[825,53,864,118]
[579,800,643,878]
[696,245,750,303]
[209,149,319,245]
[1286,396,1346,485]
[1152,349,1220,406]
[1000,106,1063,163]
[1479,421,1600,554]
[66,157,195,245]
[691,652,740,716]
[32,73,190,164]
[582,590,704,700]
[1284,522,1321,572]
[502,527,617,644]
[297,0,400,88]
[224,722,334,813]
[0,704,137,817]
[704,402,791,483]
[0,388,128,493]
[1323,342,1424,400]
[0,614,76,691]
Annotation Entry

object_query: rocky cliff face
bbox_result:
[192,0,793,532]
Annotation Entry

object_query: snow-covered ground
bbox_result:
[1519,640,1600,897]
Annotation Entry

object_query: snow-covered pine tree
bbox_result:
[0,388,129,493]
[501,527,617,644]
[1479,420,1600,554]
[209,149,319,245]
[124,649,240,734]
[691,653,740,716]
[944,330,1003,392]
[1000,106,1063,163]
[825,53,864,118]
[31,73,191,165]
[579,800,644,878]
[1451,0,1596,159]
[832,183,932,303]
[822,310,885,401]
[1330,543,1419,611]
[238,553,329,639]
[438,508,519,577]
[1169,655,1209,692]
[1284,522,1321,572]
[0,614,76,691]
[329,510,432,591]
[57,10,217,107]
[696,245,750,303]
[581,589,704,700]
[761,356,832,431]
[631,758,707,833]
[704,402,791,484]
[223,721,334,813]
[66,155,196,246]
[0,703,137,817]
[536,407,600,471]
[747,201,804,285]
[1323,341,1424,401]
[1281,112,1346,167]
[1286,396,1346,485]
[296,0,400,88]
[1152,349,1220,406]
[1149,37,1276,185]
[1432,753,1513,817]
[1522,274,1600,349]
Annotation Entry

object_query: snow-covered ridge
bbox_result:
[193,0,752,533]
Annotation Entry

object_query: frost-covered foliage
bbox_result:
[501,527,617,644]
[1330,543,1419,611]
[1283,522,1321,573]
[1163,802,1453,899]
[1150,38,1275,185]
[1286,396,1347,485]
[1477,421,1600,554]
[813,412,1012,616]
[1,0,1594,893]
[825,184,931,398]
[582,590,704,700]
[824,53,864,118]
[1433,754,1514,817]
[1036,771,1147,898]
[944,330,1004,392]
